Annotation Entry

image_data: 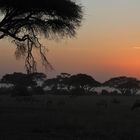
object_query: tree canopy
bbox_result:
[1,72,37,86]
[0,0,83,73]
[68,74,101,88]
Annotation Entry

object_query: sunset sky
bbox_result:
[1,0,140,82]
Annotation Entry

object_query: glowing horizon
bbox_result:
[1,0,140,82]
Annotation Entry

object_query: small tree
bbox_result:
[118,80,140,95]
[43,78,58,93]
[1,72,36,86]
[101,90,109,95]
[56,73,71,90]
[67,74,101,94]
[104,76,140,95]
[1,72,47,96]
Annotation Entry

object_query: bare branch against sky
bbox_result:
[0,0,83,74]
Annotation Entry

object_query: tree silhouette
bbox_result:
[67,74,101,94]
[104,76,140,95]
[118,80,140,95]
[0,0,83,73]
[1,72,36,86]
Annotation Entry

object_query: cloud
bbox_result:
[132,46,140,49]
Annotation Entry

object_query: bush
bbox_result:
[70,88,85,96]
[89,91,98,95]
[11,85,31,97]
[32,87,45,95]
[101,90,109,95]
[110,91,120,96]
[0,88,11,95]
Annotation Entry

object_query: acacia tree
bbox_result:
[0,0,83,73]
[67,74,101,93]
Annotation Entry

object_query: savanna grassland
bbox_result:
[0,94,140,140]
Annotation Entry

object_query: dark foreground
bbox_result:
[0,95,140,140]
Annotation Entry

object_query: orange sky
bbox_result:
[1,0,140,82]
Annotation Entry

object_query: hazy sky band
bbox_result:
[1,0,140,82]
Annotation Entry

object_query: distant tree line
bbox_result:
[0,72,140,96]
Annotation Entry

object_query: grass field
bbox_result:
[0,94,140,139]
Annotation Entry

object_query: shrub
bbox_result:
[101,90,109,95]
[32,87,45,95]
[11,85,31,97]
[70,88,85,96]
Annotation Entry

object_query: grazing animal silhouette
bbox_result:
[131,100,140,111]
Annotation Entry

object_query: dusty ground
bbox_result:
[0,94,139,140]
